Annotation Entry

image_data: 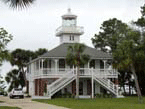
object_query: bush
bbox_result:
[52,90,62,98]
[3,92,8,96]
[71,94,75,98]
[95,93,101,98]
[61,92,72,98]
[95,93,112,98]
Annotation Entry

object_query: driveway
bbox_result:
[0,96,69,109]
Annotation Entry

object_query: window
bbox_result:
[90,60,95,68]
[100,60,104,69]
[70,35,74,41]
[59,59,65,71]
[43,60,51,68]
[72,36,74,40]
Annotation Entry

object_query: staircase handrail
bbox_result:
[49,76,75,96]
[93,74,118,95]
[48,69,74,88]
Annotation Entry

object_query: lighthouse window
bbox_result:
[70,35,74,41]
[72,36,74,40]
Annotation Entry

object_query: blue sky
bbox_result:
[0,0,144,78]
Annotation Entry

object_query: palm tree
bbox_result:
[2,0,35,8]
[0,74,6,93]
[113,40,143,103]
[0,28,12,66]
[66,43,90,99]
[5,69,25,92]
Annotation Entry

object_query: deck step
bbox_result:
[32,96,51,99]
[79,95,91,99]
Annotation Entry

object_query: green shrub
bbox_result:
[3,92,8,96]
[95,93,101,98]
[95,93,112,98]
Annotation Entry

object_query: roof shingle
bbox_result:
[40,43,112,59]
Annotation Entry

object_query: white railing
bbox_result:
[47,70,75,97]
[92,69,118,78]
[93,74,118,96]
[32,68,118,79]
[56,26,84,35]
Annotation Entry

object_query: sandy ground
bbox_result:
[0,96,69,109]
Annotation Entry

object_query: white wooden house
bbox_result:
[26,9,119,99]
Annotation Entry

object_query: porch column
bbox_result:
[103,60,107,77]
[88,60,91,75]
[39,59,41,75]
[41,59,44,76]
[73,65,75,74]
[88,61,90,68]
[55,59,58,74]
[103,60,107,69]
[91,68,94,99]
[32,80,35,96]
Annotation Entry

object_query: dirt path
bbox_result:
[0,96,69,109]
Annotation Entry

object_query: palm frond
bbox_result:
[2,0,35,9]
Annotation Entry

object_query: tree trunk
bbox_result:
[21,66,26,86]
[129,82,131,96]
[76,66,79,99]
[130,64,143,103]
[123,85,126,95]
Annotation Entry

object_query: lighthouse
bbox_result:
[56,8,84,44]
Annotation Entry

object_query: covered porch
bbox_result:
[27,57,116,79]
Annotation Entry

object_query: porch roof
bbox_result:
[39,43,112,59]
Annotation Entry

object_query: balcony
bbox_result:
[56,26,84,36]
[32,68,118,79]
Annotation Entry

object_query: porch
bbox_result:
[30,68,118,79]
[27,58,117,79]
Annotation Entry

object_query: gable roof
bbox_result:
[39,43,112,59]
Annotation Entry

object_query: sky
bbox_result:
[0,0,145,78]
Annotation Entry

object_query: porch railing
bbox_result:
[32,68,118,78]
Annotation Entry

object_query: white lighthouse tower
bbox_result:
[56,8,84,44]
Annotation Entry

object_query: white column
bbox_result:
[32,80,35,97]
[39,59,41,76]
[29,63,31,79]
[103,60,107,77]
[88,60,91,75]
[91,68,94,99]
[55,59,58,74]
[73,65,74,75]
[88,61,90,68]
[41,59,44,76]
[103,60,107,69]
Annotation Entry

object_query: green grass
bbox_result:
[0,101,4,103]
[0,106,20,109]
[33,97,145,109]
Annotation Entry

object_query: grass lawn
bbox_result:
[0,106,20,109]
[33,97,145,109]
